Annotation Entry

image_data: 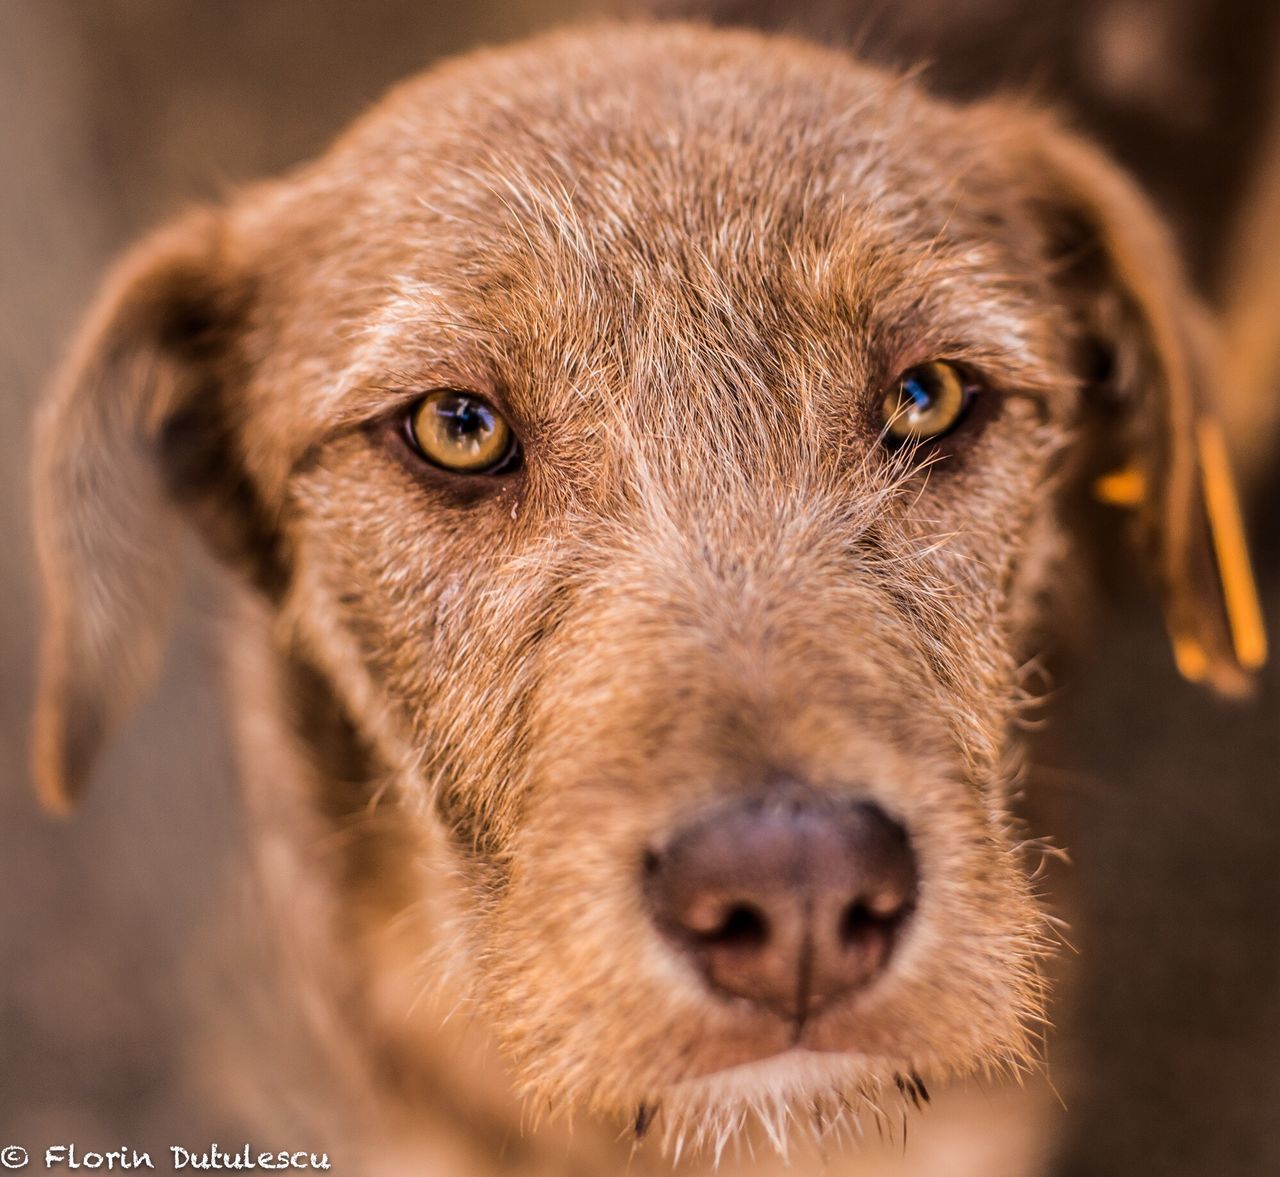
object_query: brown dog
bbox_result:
[31,19,1266,1174]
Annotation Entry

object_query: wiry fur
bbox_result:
[31,20,1250,1173]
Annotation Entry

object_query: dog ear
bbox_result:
[1013,115,1267,696]
[32,208,270,813]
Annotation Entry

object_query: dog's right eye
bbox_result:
[405,390,520,474]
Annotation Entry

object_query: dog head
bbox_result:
[32,22,1264,1152]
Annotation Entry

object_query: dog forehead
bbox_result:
[333,24,1013,273]
[259,23,1035,290]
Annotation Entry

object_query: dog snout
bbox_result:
[644,797,917,1022]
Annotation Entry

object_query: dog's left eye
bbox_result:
[405,390,519,474]
[879,361,974,446]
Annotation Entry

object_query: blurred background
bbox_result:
[1,3,1277,1175]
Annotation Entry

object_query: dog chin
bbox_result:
[647,1049,910,1159]
[673,1047,881,1102]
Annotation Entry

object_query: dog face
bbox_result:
[32,23,1261,1150]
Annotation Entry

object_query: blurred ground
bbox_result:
[1,3,1277,1175]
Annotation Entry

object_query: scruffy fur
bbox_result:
[32,20,1255,1174]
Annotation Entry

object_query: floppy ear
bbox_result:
[32,208,270,813]
[1014,116,1267,696]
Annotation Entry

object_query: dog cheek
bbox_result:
[343,554,567,867]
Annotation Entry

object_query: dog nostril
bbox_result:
[839,900,873,946]
[839,891,910,947]
[702,903,769,948]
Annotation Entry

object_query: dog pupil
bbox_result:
[442,397,490,441]
[902,373,933,412]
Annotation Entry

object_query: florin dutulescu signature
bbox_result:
[1,1145,332,1171]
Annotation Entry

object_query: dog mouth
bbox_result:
[645,962,915,1095]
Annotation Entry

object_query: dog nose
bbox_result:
[645,798,916,1021]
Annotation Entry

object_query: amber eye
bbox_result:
[406,390,517,473]
[879,361,973,445]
